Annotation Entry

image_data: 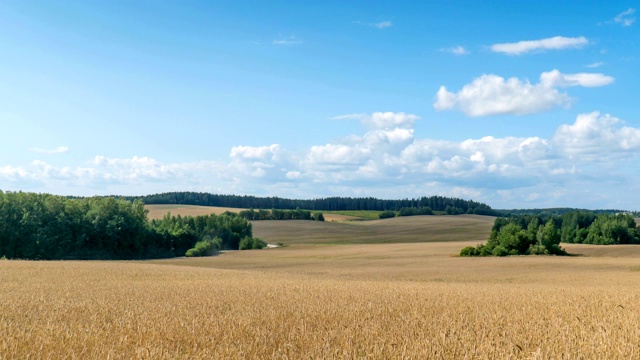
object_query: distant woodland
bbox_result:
[461,212,640,257]
[0,191,260,260]
[125,192,501,216]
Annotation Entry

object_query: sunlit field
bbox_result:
[145,204,246,220]
[251,214,495,245]
[3,230,640,358]
[145,204,383,222]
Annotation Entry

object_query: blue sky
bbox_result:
[1,1,639,209]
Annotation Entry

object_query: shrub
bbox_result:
[239,236,267,250]
[185,248,200,257]
[478,244,493,256]
[379,211,396,219]
[492,246,509,257]
[459,246,477,257]
[527,245,548,255]
[185,237,221,257]
[252,237,267,249]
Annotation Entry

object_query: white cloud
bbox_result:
[4,112,640,209]
[331,113,367,121]
[554,112,640,157]
[273,35,302,46]
[490,36,589,55]
[286,171,302,179]
[434,70,614,117]
[539,69,614,88]
[354,20,393,29]
[614,8,636,27]
[29,146,69,154]
[433,74,570,116]
[0,165,28,178]
[373,21,392,29]
[586,61,604,68]
[333,112,419,129]
[230,144,281,161]
[439,46,469,55]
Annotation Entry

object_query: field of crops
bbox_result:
[251,214,495,245]
[144,204,246,220]
[3,216,640,358]
[144,204,382,222]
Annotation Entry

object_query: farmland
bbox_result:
[145,204,382,222]
[3,215,640,358]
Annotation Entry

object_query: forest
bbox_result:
[0,191,258,260]
[123,192,500,216]
[461,211,640,257]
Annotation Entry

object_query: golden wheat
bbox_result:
[2,242,640,359]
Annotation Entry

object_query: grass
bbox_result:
[321,210,383,220]
[4,216,640,358]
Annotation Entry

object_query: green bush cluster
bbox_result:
[185,236,221,257]
[378,210,397,219]
[461,211,640,257]
[239,236,267,250]
[461,219,566,257]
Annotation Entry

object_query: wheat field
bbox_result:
[3,240,640,359]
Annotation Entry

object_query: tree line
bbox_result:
[0,191,261,260]
[123,192,500,216]
[237,208,325,221]
[461,211,640,257]
[499,207,639,217]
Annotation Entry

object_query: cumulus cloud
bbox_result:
[333,112,419,129]
[491,36,589,55]
[434,70,614,117]
[433,73,570,116]
[230,144,281,161]
[29,146,69,154]
[554,112,640,158]
[3,112,640,209]
[614,8,636,27]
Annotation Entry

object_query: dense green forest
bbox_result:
[499,207,640,217]
[124,192,500,216]
[461,212,640,257]
[0,191,259,260]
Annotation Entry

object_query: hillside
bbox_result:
[132,191,500,216]
[251,214,495,245]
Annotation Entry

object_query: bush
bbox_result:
[239,236,267,250]
[460,246,477,257]
[478,244,493,256]
[379,210,396,219]
[527,244,549,255]
[185,248,200,257]
[252,237,267,249]
[492,246,509,257]
[185,237,221,257]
